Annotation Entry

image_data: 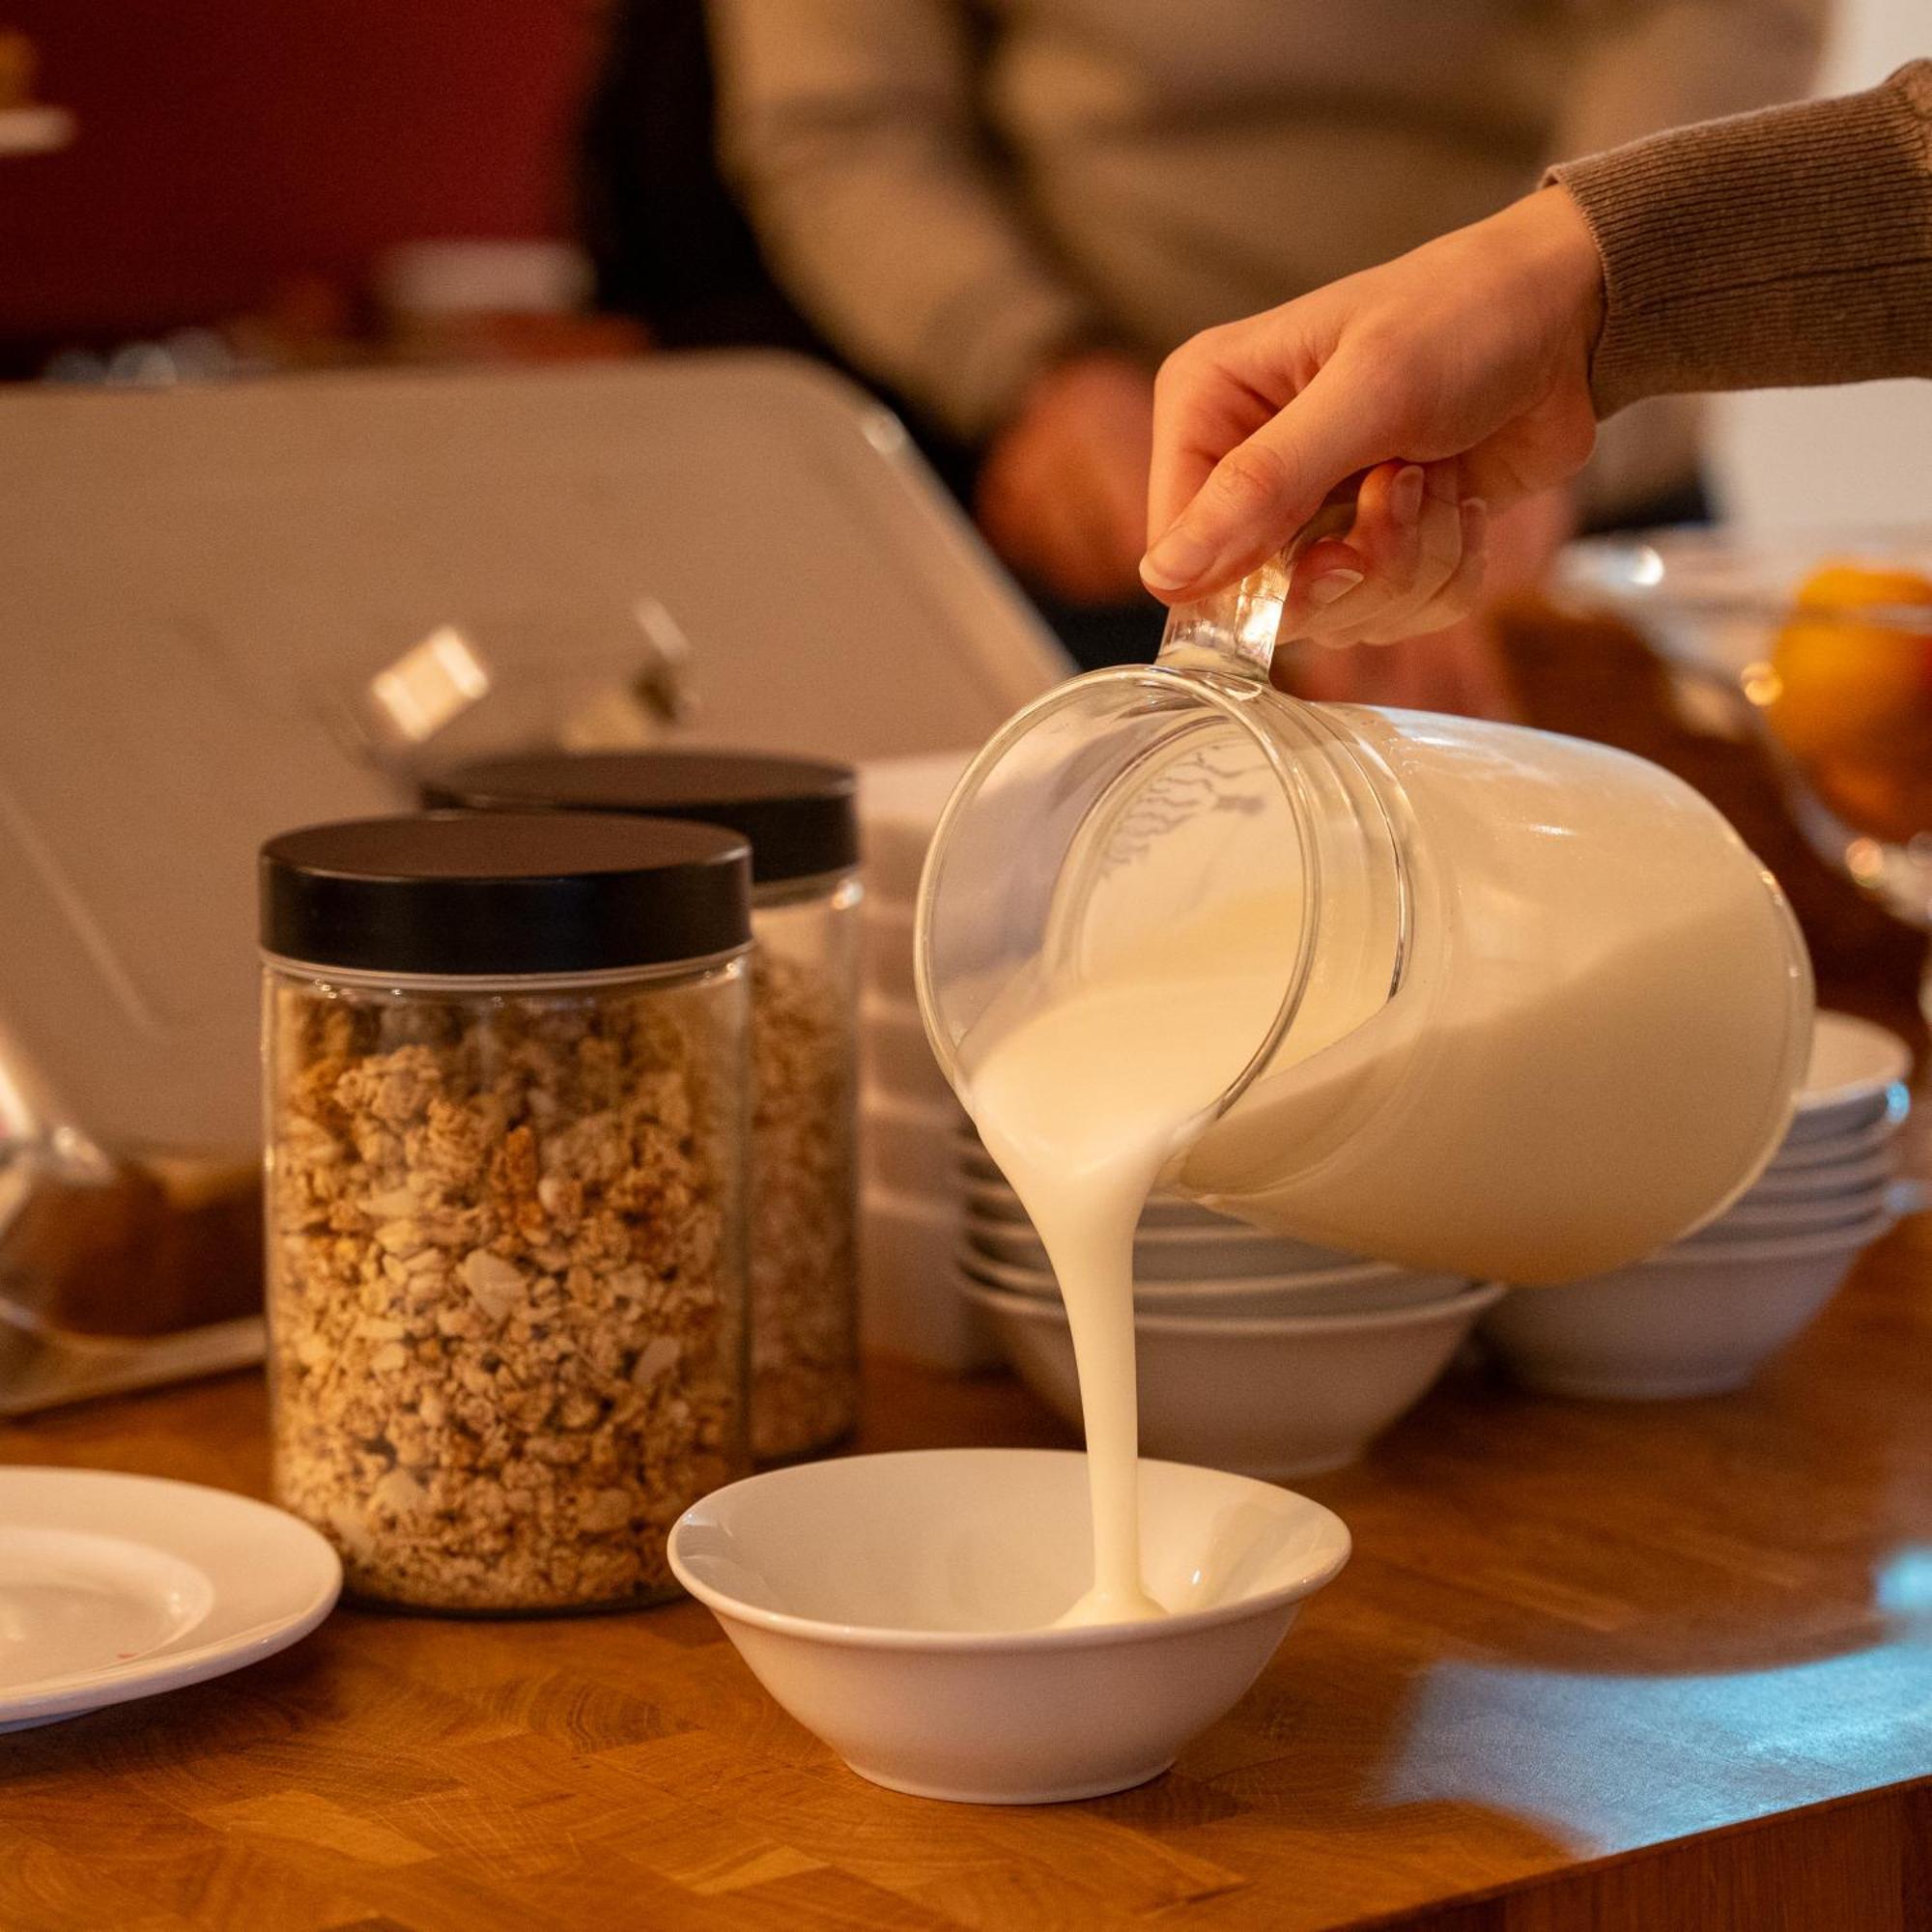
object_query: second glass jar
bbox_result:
[426,752,862,1461]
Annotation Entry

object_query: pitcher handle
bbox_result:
[1154,494,1359,680]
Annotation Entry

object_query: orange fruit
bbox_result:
[1764,559,1932,773]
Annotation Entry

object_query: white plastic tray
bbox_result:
[0,354,1065,1157]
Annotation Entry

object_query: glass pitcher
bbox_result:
[915,554,1814,1285]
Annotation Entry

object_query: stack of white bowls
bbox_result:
[1484,1010,1919,1399]
[855,754,990,1368]
[953,1129,1502,1478]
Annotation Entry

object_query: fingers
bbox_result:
[1395,497,1490,639]
[1327,463,1465,645]
[1278,461,1413,636]
[1141,353,1394,603]
[1145,327,1269,550]
[1281,460,1477,645]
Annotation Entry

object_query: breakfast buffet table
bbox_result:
[5,1216,1930,1932]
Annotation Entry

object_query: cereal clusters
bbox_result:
[749,950,859,1461]
[267,977,745,1611]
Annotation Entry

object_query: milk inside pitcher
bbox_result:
[915,556,1813,1285]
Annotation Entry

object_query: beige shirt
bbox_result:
[1552,62,1932,414]
[709,0,1823,485]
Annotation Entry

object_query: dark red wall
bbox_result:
[0,1,597,343]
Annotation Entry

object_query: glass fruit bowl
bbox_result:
[1559,526,1932,1022]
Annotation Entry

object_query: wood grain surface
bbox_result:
[4,1219,1931,1932]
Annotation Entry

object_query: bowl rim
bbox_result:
[955,1248,1436,1299]
[964,1213,1351,1252]
[960,1272,1503,1334]
[1797,1011,1914,1113]
[1768,1111,1904,1168]
[1746,1149,1896,1194]
[1629,1204,1896,1267]
[668,1447,1352,1653]
[1697,1182,1891,1226]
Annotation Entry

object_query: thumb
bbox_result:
[1140,360,1396,602]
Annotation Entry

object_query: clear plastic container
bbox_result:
[918,558,1814,1285]
[261,811,752,1612]
[423,753,862,1462]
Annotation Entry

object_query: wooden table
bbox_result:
[5,1225,1931,1932]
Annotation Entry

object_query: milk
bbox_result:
[966,966,1284,1623]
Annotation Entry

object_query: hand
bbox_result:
[1274,485,1576,719]
[1140,187,1605,638]
[977,352,1155,605]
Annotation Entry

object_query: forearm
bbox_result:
[1549,62,1932,414]
[706,0,1099,439]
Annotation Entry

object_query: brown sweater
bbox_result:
[1550,62,1932,415]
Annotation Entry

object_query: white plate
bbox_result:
[0,1468,341,1732]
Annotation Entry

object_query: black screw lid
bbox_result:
[261,812,751,976]
[423,750,859,887]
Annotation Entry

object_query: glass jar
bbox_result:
[918,559,1815,1286]
[260,811,752,1613]
[424,753,862,1462]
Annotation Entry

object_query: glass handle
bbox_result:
[1155,496,1359,680]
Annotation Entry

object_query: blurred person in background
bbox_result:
[675,0,1824,699]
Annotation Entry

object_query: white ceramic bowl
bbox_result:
[1688,1182,1892,1243]
[1482,1208,1894,1400]
[964,1279,1501,1478]
[956,1144,1233,1219]
[1766,1110,1903,1171]
[669,1448,1350,1804]
[959,1178,1240,1235]
[1742,1148,1895,1204]
[957,1249,1466,1316]
[1782,1011,1913,1143]
[963,1216,1356,1281]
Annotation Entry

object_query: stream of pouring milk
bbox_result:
[962,897,1301,1625]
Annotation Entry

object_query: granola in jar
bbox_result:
[261,812,752,1612]
[746,895,860,1461]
